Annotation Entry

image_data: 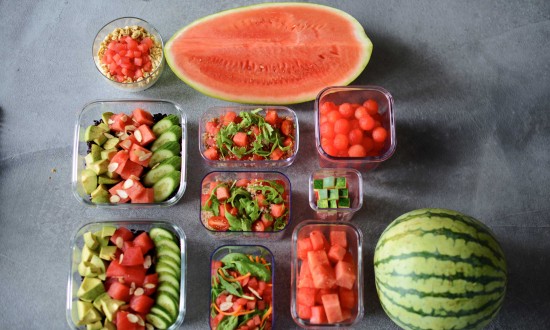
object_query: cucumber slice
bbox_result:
[151,126,182,152]
[157,283,180,303]
[154,237,180,253]
[143,156,181,187]
[157,263,178,278]
[156,293,179,321]
[153,171,181,202]
[149,227,175,241]
[152,114,180,136]
[159,273,180,291]
[146,312,171,329]
[150,141,181,167]
[157,259,181,277]
[149,305,174,325]
[157,246,181,263]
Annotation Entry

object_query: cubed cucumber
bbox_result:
[338,188,349,198]
[149,227,175,241]
[335,177,347,189]
[149,141,181,168]
[338,197,350,208]
[329,189,339,200]
[152,114,180,136]
[143,156,181,187]
[151,126,182,152]
[322,176,335,188]
[153,171,181,202]
[313,179,324,190]
[329,199,338,208]
[317,189,328,200]
[317,199,329,209]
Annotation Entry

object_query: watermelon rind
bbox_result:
[373,208,507,330]
[164,2,373,105]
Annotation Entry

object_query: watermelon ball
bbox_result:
[374,208,507,330]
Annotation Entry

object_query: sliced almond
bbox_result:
[143,255,152,269]
[121,114,128,122]
[129,287,135,295]
[108,118,115,125]
[116,237,124,249]
[110,195,121,203]
[226,295,233,302]
[119,253,124,264]
[129,174,141,181]
[120,139,132,149]
[139,152,152,162]
[134,130,143,142]
[134,288,144,296]
[104,132,115,139]
[107,162,119,173]
[127,313,138,324]
[144,283,156,289]
[137,317,145,327]
[123,179,134,189]
[125,125,136,132]
[248,287,262,300]
[145,324,154,330]
[219,301,233,312]
[119,133,129,140]
[117,190,129,199]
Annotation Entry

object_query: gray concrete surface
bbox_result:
[1,0,549,329]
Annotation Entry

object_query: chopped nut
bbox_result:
[127,313,139,324]
[134,288,144,296]
[117,190,129,199]
[139,152,152,162]
[144,283,156,289]
[123,179,134,189]
[134,130,143,142]
[219,301,233,311]
[248,287,262,300]
[116,237,124,249]
[145,323,154,330]
[119,253,124,264]
[125,125,136,132]
[107,162,119,173]
[143,255,152,269]
[110,195,121,203]
[108,119,115,125]
[137,317,145,327]
[226,295,233,302]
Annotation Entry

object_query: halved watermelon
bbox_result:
[165,3,373,104]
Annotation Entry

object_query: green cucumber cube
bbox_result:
[317,189,328,200]
[329,200,338,208]
[338,197,350,208]
[317,199,329,209]
[339,188,349,198]
[322,176,335,188]
[329,189,339,200]
[313,179,324,190]
[335,177,347,189]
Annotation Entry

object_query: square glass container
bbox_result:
[199,171,291,240]
[315,86,396,170]
[199,106,299,168]
[309,168,363,221]
[93,17,165,92]
[209,245,275,330]
[66,220,186,329]
[71,99,187,208]
[291,221,363,328]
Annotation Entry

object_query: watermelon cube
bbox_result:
[307,250,336,289]
[338,287,356,310]
[298,260,314,288]
[310,306,328,324]
[297,304,312,320]
[330,230,348,249]
[309,230,329,251]
[328,244,347,264]
[297,287,317,307]
[297,237,313,261]
[321,293,344,323]
[335,261,356,290]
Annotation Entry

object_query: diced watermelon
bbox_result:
[330,230,348,249]
[120,246,144,266]
[310,230,329,251]
[132,108,154,126]
[109,113,132,132]
[105,260,146,286]
[107,281,131,302]
[315,288,337,305]
[310,306,328,324]
[203,147,219,160]
[335,261,356,290]
[116,311,145,330]
[298,260,314,288]
[296,287,317,307]
[328,244,347,264]
[129,144,152,167]
[132,232,154,255]
[110,150,129,173]
[321,293,344,323]
[136,124,156,147]
[307,250,336,289]
[132,188,154,203]
[297,304,312,320]
[130,294,155,314]
[142,273,158,296]
[338,287,356,310]
[122,241,134,252]
[110,227,134,245]
[233,132,249,147]
[297,237,313,261]
[124,178,145,200]
[216,185,230,201]
[108,182,131,203]
[341,308,352,322]
[270,203,285,218]
[119,160,143,180]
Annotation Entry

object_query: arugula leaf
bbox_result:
[218,272,241,297]
[225,211,243,231]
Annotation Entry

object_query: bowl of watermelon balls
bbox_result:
[315,86,396,170]
[93,17,164,92]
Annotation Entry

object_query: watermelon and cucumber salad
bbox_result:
[374,208,507,330]
[294,228,360,325]
[202,108,296,163]
[210,253,273,330]
[201,176,290,232]
[81,107,182,204]
[74,225,182,330]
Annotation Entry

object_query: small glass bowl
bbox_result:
[66,220,187,330]
[71,99,187,208]
[199,105,299,168]
[92,17,165,92]
[291,220,364,328]
[315,86,396,170]
[199,171,291,239]
[209,245,275,330]
[309,168,363,221]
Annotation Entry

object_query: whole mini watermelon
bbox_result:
[374,208,507,330]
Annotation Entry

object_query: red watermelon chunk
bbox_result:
[296,287,317,307]
[310,306,328,324]
[120,246,145,266]
[335,261,356,290]
[307,250,336,289]
[321,293,344,323]
[129,144,152,167]
[136,124,156,147]
[297,237,313,261]
[132,108,154,126]
[298,260,314,288]
[330,230,348,249]
[309,230,329,251]
[328,244,347,264]
[338,287,356,310]
[119,160,143,180]
[297,304,312,320]
[107,281,131,302]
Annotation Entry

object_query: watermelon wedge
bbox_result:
[165,3,373,104]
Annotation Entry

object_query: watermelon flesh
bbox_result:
[165,3,373,104]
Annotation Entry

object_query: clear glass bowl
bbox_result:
[92,17,165,92]
[71,99,187,208]
[291,221,364,328]
[66,220,186,329]
[209,245,275,330]
[315,86,396,170]
[309,168,363,221]
[199,105,299,168]
[199,171,291,240]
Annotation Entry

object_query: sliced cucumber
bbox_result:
[151,126,182,152]
[159,273,180,291]
[157,283,180,303]
[146,312,171,329]
[153,171,181,202]
[149,227,175,241]
[157,259,181,277]
[143,157,181,187]
[157,246,181,263]
[156,293,179,321]
[156,263,178,278]
[150,141,181,167]
[154,237,180,253]
[152,114,180,136]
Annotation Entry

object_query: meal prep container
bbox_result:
[309,168,363,221]
[66,220,187,330]
[72,99,187,208]
[199,105,299,168]
[93,17,165,92]
[291,221,364,328]
[315,86,396,170]
[199,171,291,240]
[209,245,275,330]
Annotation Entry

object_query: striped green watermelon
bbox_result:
[374,208,507,330]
